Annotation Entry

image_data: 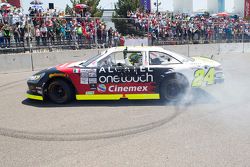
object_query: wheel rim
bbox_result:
[50,84,66,101]
[165,81,182,100]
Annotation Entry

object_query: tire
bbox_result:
[160,76,188,102]
[47,79,74,104]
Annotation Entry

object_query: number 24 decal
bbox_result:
[192,68,215,87]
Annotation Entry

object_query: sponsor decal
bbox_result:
[98,66,154,84]
[85,91,95,95]
[80,69,89,73]
[49,73,66,78]
[98,66,153,73]
[90,84,97,90]
[37,90,42,94]
[80,78,88,84]
[95,84,150,93]
[99,73,153,84]
[89,72,97,77]
[109,85,148,92]
[97,84,106,93]
[89,78,97,84]
[73,69,80,73]
[81,72,88,77]
[80,69,97,84]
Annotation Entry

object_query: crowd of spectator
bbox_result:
[0,7,125,50]
[127,9,250,44]
[1,5,250,51]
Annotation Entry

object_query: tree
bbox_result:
[65,4,74,15]
[68,0,103,17]
[112,0,143,36]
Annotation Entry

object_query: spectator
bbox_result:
[102,26,107,44]
[40,24,47,46]
[13,23,21,47]
[47,24,55,45]
[24,24,33,47]
[97,26,101,44]
[119,34,125,46]
[2,24,11,48]
[108,27,113,47]
[76,23,83,47]
[35,25,41,46]
[0,27,4,47]
[0,12,3,24]
[113,30,119,47]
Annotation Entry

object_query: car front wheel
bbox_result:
[47,79,74,104]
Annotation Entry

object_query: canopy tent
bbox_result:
[75,4,89,9]
[217,12,230,17]
[31,5,44,11]
[30,0,43,5]
[0,2,12,10]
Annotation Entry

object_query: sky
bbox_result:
[21,0,235,14]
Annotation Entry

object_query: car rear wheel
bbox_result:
[47,79,74,104]
[160,76,188,102]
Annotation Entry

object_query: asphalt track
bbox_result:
[0,53,250,166]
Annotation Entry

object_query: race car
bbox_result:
[27,46,224,104]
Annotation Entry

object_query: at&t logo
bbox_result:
[97,84,106,93]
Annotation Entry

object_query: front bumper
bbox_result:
[215,71,224,84]
[27,91,44,101]
[27,81,44,101]
[215,78,224,84]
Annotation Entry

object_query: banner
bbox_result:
[245,0,250,18]
[140,0,151,12]
[218,0,225,12]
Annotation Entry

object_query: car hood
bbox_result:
[190,56,221,67]
[56,61,83,69]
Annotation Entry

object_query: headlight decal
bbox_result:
[28,73,45,81]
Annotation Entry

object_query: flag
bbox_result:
[140,0,151,12]
[245,0,250,18]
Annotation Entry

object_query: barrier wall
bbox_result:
[0,43,248,73]
[0,49,103,73]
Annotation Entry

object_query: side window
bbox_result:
[149,52,181,65]
[126,52,143,67]
[97,51,125,67]
[97,51,144,67]
[97,55,114,67]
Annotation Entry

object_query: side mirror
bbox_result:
[117,62,123,67]
[123,47,128,59]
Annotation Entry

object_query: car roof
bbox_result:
[103,46,187,62]
[107,46,167,52]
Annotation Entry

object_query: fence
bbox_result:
[0,15,250,54]
[1,42,249,73]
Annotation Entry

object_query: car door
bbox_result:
[94,50,158,99]
[146,51,183,94]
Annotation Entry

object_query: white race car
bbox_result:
[27,46,224,103]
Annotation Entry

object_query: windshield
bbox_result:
[169,51,195,63]
[79,50,107,67]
